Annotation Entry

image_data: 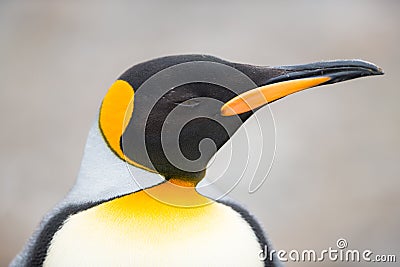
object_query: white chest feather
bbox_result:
[43,188,264,267]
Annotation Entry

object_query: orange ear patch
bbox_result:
[99,80,156,172]
[99,80,134,160]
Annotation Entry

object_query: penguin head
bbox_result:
[99,55,383,183]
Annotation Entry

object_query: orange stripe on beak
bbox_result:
[221,76,331,116]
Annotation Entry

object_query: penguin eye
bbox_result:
[172,98,201,107]
[163,89,202,107]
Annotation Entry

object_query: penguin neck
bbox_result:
[69,119,164,204]
[144,178,211,207]
[168,177,200,187]
[72,117,211,207]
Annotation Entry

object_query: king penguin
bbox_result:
[10,55,383,267]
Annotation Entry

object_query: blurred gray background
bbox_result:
[1,0,399,266]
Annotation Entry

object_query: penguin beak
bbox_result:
[221,60,384,116]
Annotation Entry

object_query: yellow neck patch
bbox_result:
[98,180,212,219]
[95,182,213,232]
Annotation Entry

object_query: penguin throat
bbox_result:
[137,180,212,207]
[168,177,200,187]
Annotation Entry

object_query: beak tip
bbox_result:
[354,59,384,75]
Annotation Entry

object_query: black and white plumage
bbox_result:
[11,55,383,267]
